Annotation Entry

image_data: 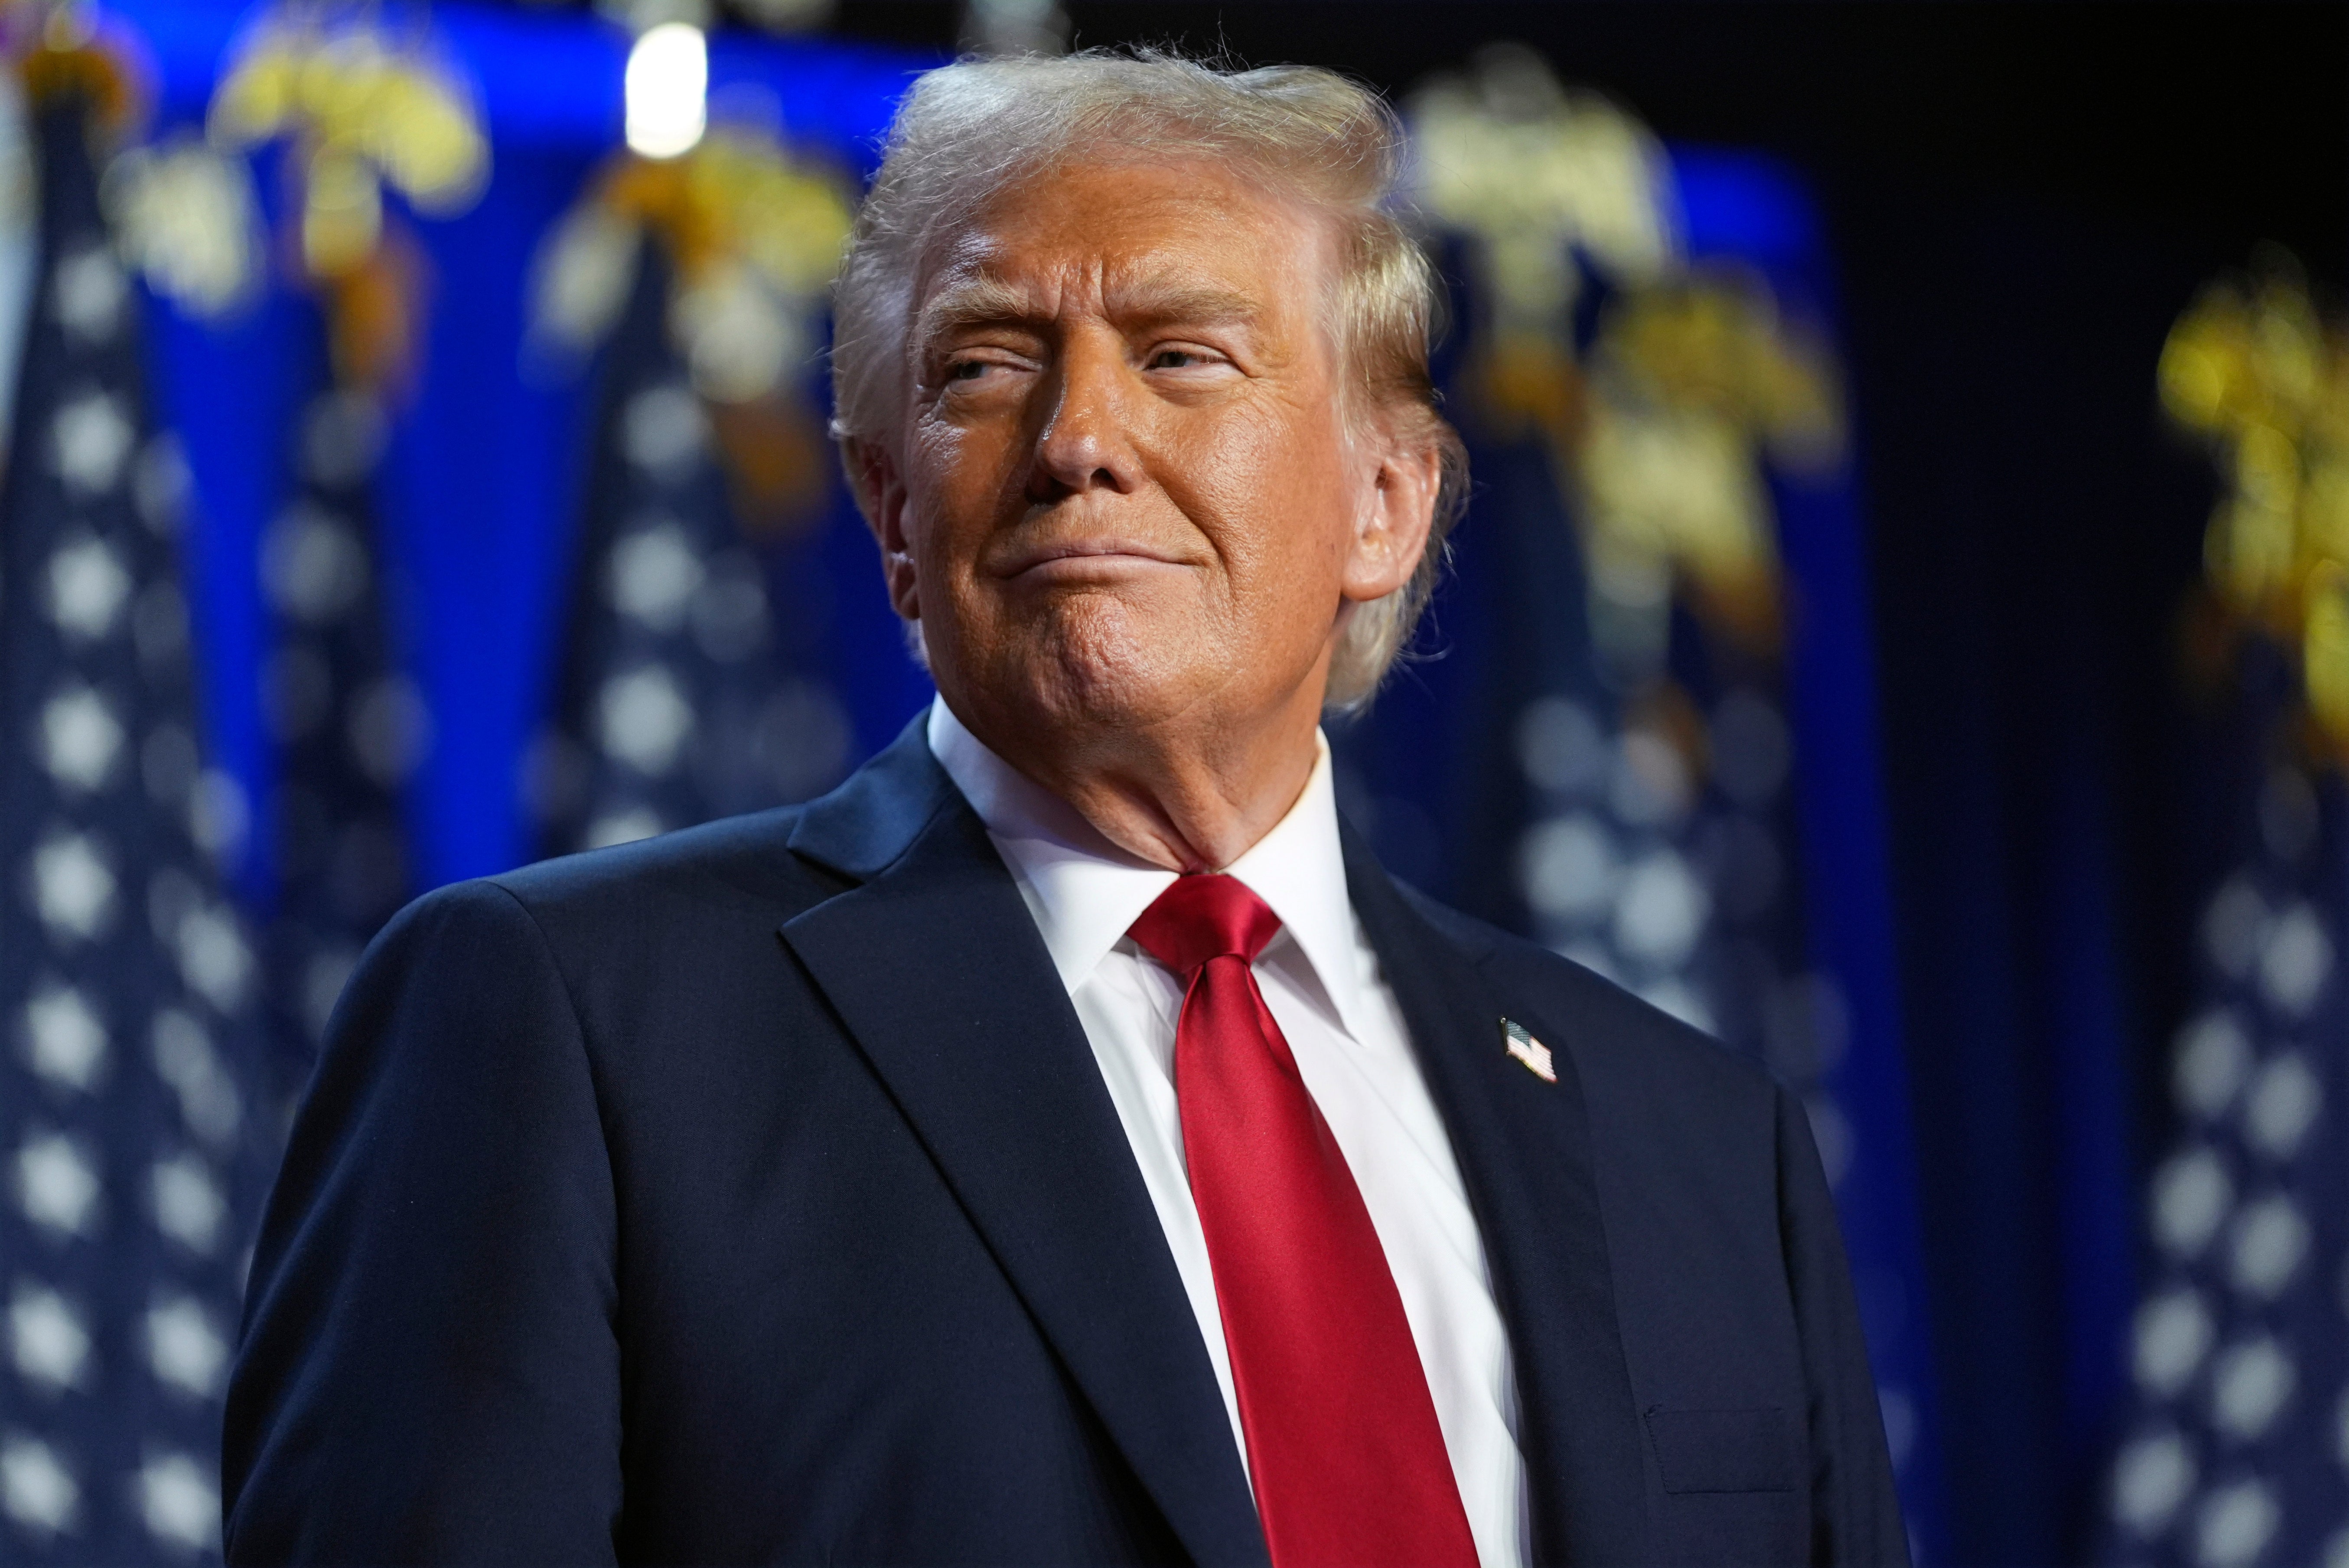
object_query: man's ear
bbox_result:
[1340,434,1443,605]
[846,435,921,622]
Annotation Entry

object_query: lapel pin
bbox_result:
[1501,1017,1557,1083]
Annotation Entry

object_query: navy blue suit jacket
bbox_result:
[222,720,1908,1566]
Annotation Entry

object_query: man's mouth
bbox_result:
[993,538,1191,580]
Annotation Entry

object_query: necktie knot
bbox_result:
[1128,874,1282,976]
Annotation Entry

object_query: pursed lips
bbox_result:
[991,538,1193,580]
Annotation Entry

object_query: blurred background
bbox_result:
[0,0,2342,1562]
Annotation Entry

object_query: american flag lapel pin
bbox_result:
[1500,1017,1557,1083]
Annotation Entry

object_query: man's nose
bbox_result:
[1029,338,1142,500]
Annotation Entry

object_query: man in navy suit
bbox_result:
[223,50,1907,1567]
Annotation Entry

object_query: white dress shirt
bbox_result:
[926,701,1530,1568]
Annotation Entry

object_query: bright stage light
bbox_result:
[625,23,708,160]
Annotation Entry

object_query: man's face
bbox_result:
[860,156,1431,754]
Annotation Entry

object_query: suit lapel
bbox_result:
[782,727,1267,1568]
[1342,826,1652,1567]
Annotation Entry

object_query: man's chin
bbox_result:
[1027,656,1196,733]
[964,616,1217,741]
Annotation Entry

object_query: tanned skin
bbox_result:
[847,156,1443,872]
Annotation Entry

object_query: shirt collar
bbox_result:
[925,700,1368,1037]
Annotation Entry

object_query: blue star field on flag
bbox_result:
[257,363,415,1118]
[2101,645,2349,1567]
[0,90,269,1561]
[530,238,851,859]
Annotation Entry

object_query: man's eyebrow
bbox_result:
[915,274,1043,350]
[1105,279,1262,331]
[913,273,1264,351]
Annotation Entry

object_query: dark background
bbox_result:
[814,6,2349,1561]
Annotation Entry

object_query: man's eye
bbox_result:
[945,360,989,383]
[1147,349,1201,370]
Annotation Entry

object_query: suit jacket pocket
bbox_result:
[1645,1405,1801,1493]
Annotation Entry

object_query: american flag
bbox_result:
[528,236,851,858]
[0,88,268,1560]
[257,362,414,1119]
[2101,645,2349,1566]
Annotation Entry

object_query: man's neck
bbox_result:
[940,691,1324,874]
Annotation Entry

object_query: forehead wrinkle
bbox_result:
[919,256,1267,332]
[913,174,1320,349]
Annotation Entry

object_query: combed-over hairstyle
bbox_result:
[829,48,1467,710]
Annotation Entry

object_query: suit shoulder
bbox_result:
[348,810,848,996]
[481,805,843,923]
[1394,880,1780,1116]
[361,873,546,970]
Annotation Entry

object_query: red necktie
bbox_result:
[1129,875,1479,1568]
